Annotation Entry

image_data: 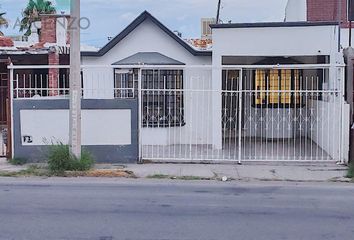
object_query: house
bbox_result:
[0,14,72,158]
[5,0,352,164]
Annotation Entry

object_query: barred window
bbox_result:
[114,69,185,127]
[114,69,138,98]
[142,69,185,127]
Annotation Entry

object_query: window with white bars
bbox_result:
[114,69,185,127]
[114,69,138,99]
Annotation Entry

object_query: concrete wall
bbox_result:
[307,99,349,161]
[20,109,131,146]
[212,25,339,57]
[13,99,138,163]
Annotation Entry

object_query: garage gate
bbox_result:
[139,65,349,163]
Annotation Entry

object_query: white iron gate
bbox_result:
[139,65,347,163]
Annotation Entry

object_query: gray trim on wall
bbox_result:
[13,99,139,164]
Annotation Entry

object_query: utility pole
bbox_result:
[347,0,354,163]
[216,0,221,23]
[69,0,81,158]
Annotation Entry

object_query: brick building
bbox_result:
[286,0,349,25]
[307,0,349,27]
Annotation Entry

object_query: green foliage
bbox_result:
[47,143,95,174]
[70,150,95,172]
[0,165,50,177]
[0,12,8,36]
[0,12,8,27]
[47,143,71,173]
[8,158,27,166]
[147,174,170,179]
[20,0,56,36]
[347,163,354,179]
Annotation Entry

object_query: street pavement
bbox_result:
[0,178,353,240]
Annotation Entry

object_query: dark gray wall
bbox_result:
[13,99,138,164]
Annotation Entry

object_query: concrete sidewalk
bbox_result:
[0,158,26,172]
[0,157,350,182]
[124,163,350,182]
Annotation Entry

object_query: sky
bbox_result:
[0,0,288,48]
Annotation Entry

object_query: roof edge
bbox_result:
[210,21,339,29]
[81,11,212,57]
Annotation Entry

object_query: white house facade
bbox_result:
[8,11,350,164]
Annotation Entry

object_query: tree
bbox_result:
[0,12,8,36]
[20,0,56,36]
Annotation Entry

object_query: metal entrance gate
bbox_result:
[137,65,347,163]
[221,66,344,162]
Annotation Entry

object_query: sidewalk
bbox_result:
[0,158,26,172]
[0,157,350,182]
[124,163,350,182]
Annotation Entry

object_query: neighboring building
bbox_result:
[186,18,214,51]
[201,18,215,40]
[0,14,71,158]
[285,0,353,47]
[3,1,352,164]
[286,0,348,24]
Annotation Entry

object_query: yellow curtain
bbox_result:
[255,69,300,106]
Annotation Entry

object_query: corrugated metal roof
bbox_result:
[112,52,185,65]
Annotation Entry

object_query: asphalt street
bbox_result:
[0,178,353,240]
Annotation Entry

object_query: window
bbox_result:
[114,69,185,127]
[142,69,185,127]
[114,69,138,98]
[254,69,302,108]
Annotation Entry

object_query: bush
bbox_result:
[347,163,354,179]
[70,150,95,172]
[8,158,27,166]
[47,143,95,174]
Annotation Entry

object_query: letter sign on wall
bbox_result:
[22,135,33,144]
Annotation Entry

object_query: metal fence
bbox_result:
[10,66,135,100]
[139,65,347,163]
[7,64,348,163]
